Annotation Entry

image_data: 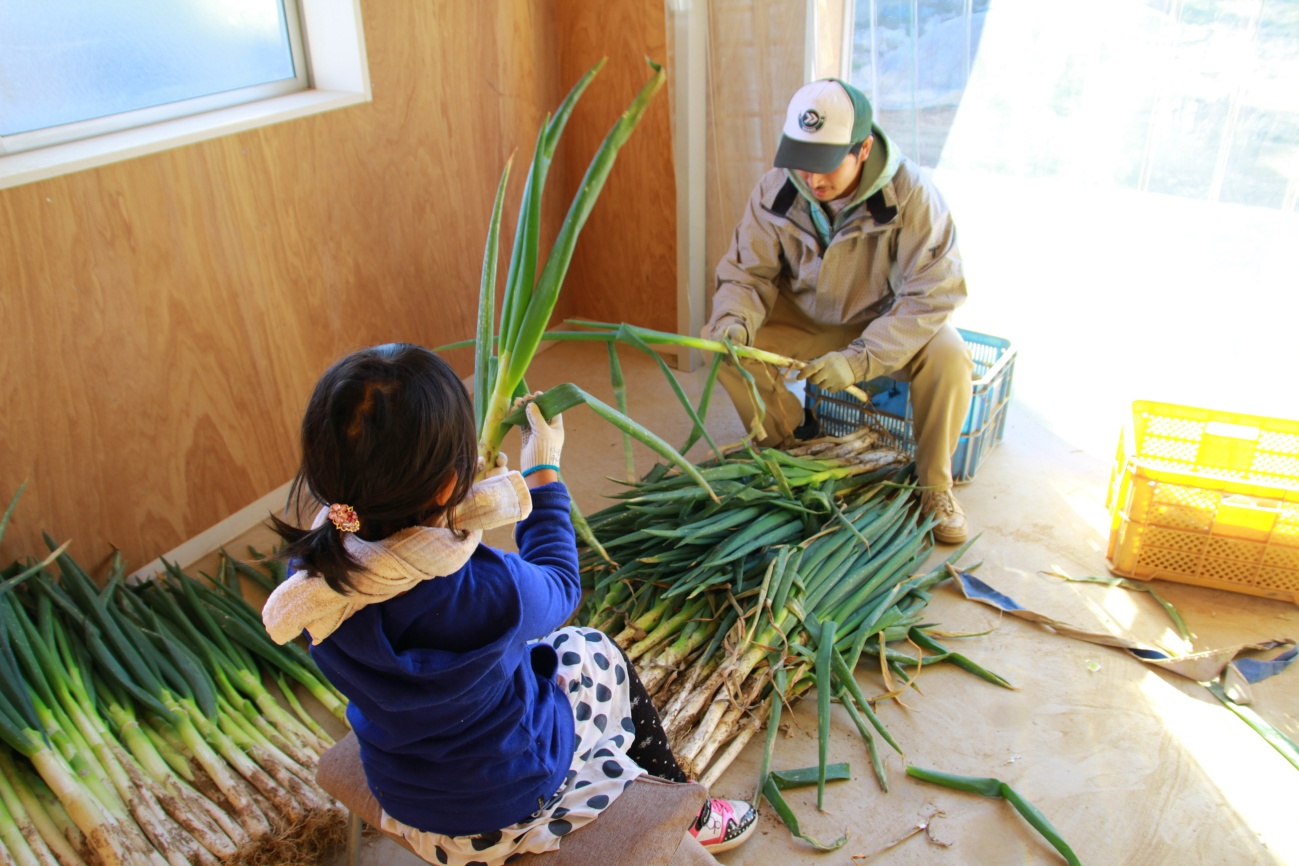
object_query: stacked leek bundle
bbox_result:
[574,434,1012,810]
[0,494,346,866]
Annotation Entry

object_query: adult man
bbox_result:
[705,78,973,543]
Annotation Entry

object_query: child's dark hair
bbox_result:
[270,343,478,593]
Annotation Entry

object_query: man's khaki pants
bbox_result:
[716,300,973,491]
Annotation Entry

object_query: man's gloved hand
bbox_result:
[516,394,565,476]
[711,321,749,347]
[798,351,856,392]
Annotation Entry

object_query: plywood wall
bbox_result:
[0,0,677,572]
[555,0,677,333]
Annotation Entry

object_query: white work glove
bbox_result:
[710,320,750,347]
[516,396,565,476]
[475,453,510,479]
[798,351,857,392]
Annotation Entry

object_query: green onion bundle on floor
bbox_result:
[0,488,348,866]
[571,434,1012,812]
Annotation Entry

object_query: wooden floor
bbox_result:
[190,340,1299,866]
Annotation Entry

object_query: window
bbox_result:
[845,0,1298,453]
[849,0,1298,205]
[850,0,990,170]
[0,0,369,189]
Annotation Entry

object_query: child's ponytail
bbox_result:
[269,484,364,594]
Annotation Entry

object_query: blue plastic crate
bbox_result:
[806,328,1016,483]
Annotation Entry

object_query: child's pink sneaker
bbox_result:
[689,797,758,853]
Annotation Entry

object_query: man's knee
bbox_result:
[918,326,974,380]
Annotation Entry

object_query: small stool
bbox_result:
[317,732,721,866]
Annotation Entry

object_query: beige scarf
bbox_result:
[261,472,532,645]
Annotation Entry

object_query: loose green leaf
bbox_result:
[906,765,1082,865]
[908,627,1017,690]
[1206,680,1299,771]
[770,762,851,790]
[761,775,849,851]
[1044,571,1191,641]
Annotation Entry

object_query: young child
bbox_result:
[260,344,756,864]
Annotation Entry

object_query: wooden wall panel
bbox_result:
[555,0,678,333]
[0,1,569,571]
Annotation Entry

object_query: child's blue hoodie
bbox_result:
[309,482,581,836]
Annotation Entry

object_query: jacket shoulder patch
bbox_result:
[865,190,898,225]
[771,179,799,217]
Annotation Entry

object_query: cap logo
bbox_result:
[798,109,825,133]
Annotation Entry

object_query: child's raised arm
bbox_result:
[512,397,579,636]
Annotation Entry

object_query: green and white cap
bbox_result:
[774,78,874,174]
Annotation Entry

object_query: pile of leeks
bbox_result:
[0,488,345,866]
[572,434,1016,848]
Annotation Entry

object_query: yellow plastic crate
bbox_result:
[1106,401,1299,604]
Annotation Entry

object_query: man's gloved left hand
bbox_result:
[798,351,856,392]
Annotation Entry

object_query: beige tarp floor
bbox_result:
[206,340,1295,866]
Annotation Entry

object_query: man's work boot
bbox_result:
[920,489,968,544]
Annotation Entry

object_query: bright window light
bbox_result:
[0,0,369,190]
[1,0,306,153]
[848,0,1299,455]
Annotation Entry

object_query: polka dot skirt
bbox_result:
[379,627,645,866]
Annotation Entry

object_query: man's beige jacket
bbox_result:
[709,131,967,382]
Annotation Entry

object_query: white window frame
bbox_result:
[805,0,856,83]
[0,0,370,191]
